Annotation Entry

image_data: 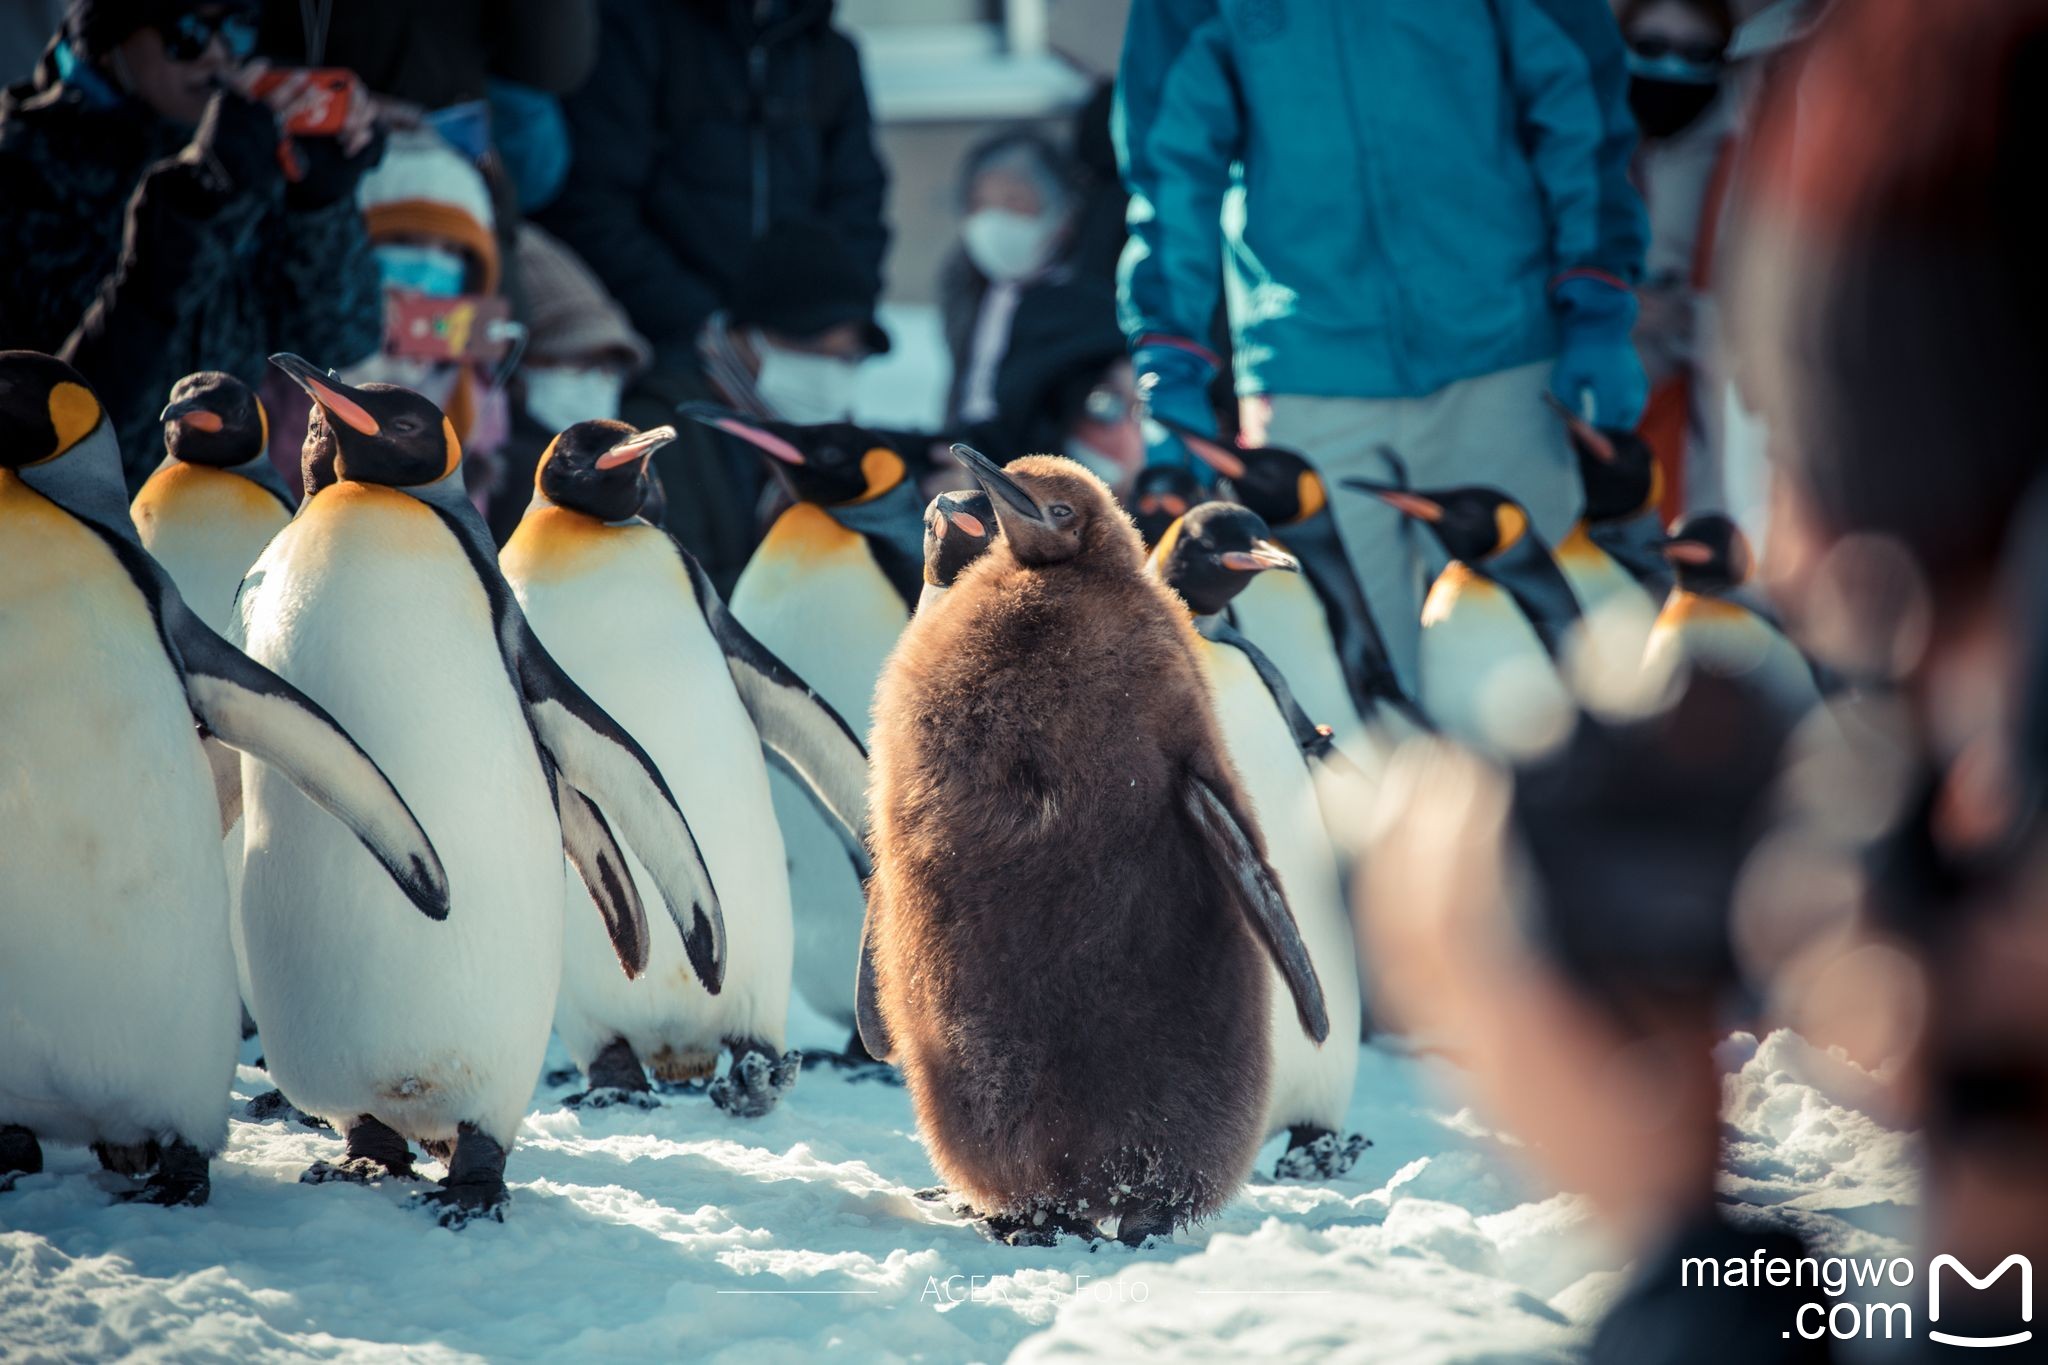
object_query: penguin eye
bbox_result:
[1049,503,1074,521]
[392,416,421,434]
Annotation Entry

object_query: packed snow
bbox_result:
[0,1015,1915,1363]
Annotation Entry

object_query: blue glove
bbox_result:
[1134,340,1220,472]
[1550,274,1648,430]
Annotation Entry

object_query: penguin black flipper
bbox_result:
[854,906,894,1063]
[673,540,874,879]
[1182,770,1330,1044]
[419,494,730,992]
[83,523,452,920]
[549,753,652,981]
[1198,615,1357,775]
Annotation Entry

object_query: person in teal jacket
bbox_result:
[1117,0,1648,691]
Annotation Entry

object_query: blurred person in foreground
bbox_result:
[1730,0,2048,1313]
[0,0,382,487]
[1116,0,1648,693]
[1364,676,1821,1364]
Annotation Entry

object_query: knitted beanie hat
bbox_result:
[356,128,501,295]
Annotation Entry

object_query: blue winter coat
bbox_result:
[1116,0,1646,400]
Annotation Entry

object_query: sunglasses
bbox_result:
[1627,34,1726,68]
[161,9,259,63]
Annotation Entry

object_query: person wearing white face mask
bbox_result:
[941,132,1081,432]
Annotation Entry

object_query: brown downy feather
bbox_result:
[866,455,1283,1237]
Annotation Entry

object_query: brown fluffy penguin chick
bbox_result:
[862,448,1330,1247]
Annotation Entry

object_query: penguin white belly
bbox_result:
[1417,565,1573,759]
[1556,531,1658,689]
[506,520,792,1079]
[0,474,238,1151]
[235,484,561,1146]
[1232,567,1375,765]
[1202,641,1360,1133]
[131,465,288,636]
[1646,592,1822,717]
[731,504,906,1028]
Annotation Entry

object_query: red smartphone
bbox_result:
[385,293,518,365]
[249,67,356,137]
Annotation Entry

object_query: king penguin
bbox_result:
[131,371,295,1032]
[0,351,446,1206]
[235,356,726,1226]
[1156,416,1424,757]
[862,445,1329,1245]
[502,419,872,1116]
[918,489,995,613]
[1126,464,1202,549]
[1646,512,1823,718]
[680,402,924,1059]
[1150,503,1367,1179]
[1543,397,1665,690]
[1348,481,1582,759]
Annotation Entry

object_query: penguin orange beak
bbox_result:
[270,353,380,437]
[1542,391,1615,462]
[952,443,1045,526]
[1154,415,1247,480]
[680,402,806,466]
[597,424,676,470]
[1343,478,1443,523]
[1661,538,1715,566]
[1220,540,1300,574]
[160,399,224,434]
[941,506,986,539]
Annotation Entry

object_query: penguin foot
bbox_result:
[94,1139,161,1177]
[977,1209,1100,1247]
[115,1140,209,1208]
[1272,1126,1371,1181]
[543,1066,582,1088]
[581,1037,655,1096]
[302,1157,407,1186]
[1107,1205,1176,1247]
[563,1086,660,1112]
[244,1089,330,1130]
[408,1123,509,1230]
[302,1115,419,1184]
[0,1125,42,1189]
[708,1043,801,1118]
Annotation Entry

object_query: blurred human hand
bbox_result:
[1134,341,1219,472]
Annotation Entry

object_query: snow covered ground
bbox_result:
[0,1016,1915,1363]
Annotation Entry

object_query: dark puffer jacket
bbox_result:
[0,47,381,487]
[540,0,888,356]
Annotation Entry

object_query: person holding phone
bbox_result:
[0,0,386,487]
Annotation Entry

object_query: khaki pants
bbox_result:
[1250,359,1581,694]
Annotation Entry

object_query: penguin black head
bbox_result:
[1127,465,1203,548]
[1663,512,1753,594]
[535,420,678,523]
[922,489,996,589]
[679,402,910,508]
[161,371,269,469]
[1152,414,1330,528]
[1152,501,1301,618]
[0,350,105,470]
[270,353,461,489]
[1347,480,1534,566]
[1546,393,1658,525]
[951,444,1131,569]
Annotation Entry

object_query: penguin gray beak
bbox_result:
[270,353,380,437]
[1152,414,1246,480]
[950,443,1044,526]
[1220,540,1300,574]
[159,398,223,433]
[1341,478,1443,524]
[597,424,676,470]
[680,402,805,466]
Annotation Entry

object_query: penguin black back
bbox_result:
[161,372,269,470]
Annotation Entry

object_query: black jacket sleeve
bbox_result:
[816,30,889,299]
[267,193,384,371]
[545,0,721,344]
[491,0,599,94]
